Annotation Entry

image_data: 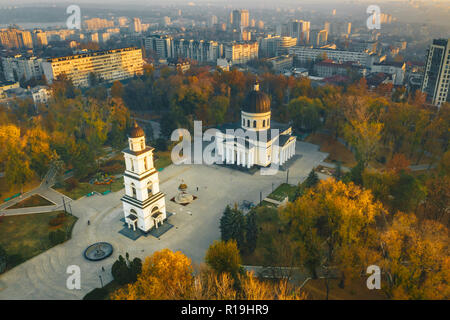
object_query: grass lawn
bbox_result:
[266,183,297,202]
[55,176,124,200]
[7,194,54,209]
[0,211,77,272]
[0,176,41,203]
[154,151,172,170]
[305,133,356,168]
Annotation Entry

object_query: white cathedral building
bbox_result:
[121,122,167,232]
[216,82,296,168]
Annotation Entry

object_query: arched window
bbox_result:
[242,118,245,126]
[263,120,266,127]
[130,159,134,172]
[147,181,152,197]
[253,120,256,128]
[144,157,148,171]
[140,140,144,150]
[247,119,250,127]
[131,183,137,198]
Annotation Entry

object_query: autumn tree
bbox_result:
[281,179,385,297]
[343,97,383,167]
[112,249,194,300]
[205,240,242,278]
[379,212,450,299]
[112,249,306,300]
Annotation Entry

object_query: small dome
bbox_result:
[242,82,271,114]
[129,121,145,138]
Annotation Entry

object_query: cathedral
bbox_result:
[121,122,167,233]
[216,82,296,168]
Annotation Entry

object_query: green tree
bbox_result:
[245,211,258,254]
[304,170,319,188]
[220,206,245,249]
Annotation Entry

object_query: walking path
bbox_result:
[0,141,328,300]
[0,166,72,216]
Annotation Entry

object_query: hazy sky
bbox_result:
[1,0,448,4]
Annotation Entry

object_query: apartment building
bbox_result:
[224,42,258,65]
[421,39,450,107]
[0,28,33,49]
[1,55,44,82]
[288,46,375,67]
[42,47,144,87]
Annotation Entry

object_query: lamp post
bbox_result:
[62,197,67,213]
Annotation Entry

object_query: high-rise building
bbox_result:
[130,18,142,33]
[42,47,144,87]
[231,9,249,30]
[1,55,44,82]
[259,35,297,57]
[241,30,251,41]
[84,18,114,31]
[118,17,128,27]
[0,28,33,49]
[346,22,352,35]
[144,35,173,59]
[32,30,48,47]
[288,20,310,45]
[257,20,264,29]
[208,15,218,28]
[224,42,258,65]
[311,30,328,47]
[421,39,450,107]
[324,22,330,34]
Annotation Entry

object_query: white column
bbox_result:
[237,150,240,166]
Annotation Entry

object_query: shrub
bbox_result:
[83,287,108,300]
[111,254,142,285]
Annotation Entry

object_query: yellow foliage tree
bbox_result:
[111,249,306,300]
[379,212,450,299]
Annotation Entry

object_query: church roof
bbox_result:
[129,121,145,138]
[242,81,271,114]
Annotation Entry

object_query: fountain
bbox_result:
[83,242,113,261]
[174,181,194,205]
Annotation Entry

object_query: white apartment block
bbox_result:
[288,46,375,67]
[224,42,258,65]
[1,55,44,82]
[42,47,144,87]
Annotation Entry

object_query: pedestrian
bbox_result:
[196,187,198,191]
[87,220,90,226]
[102,266,105,272]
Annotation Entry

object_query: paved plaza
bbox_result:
[0,141,327,300]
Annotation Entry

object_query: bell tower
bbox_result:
[121,121,166,232]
